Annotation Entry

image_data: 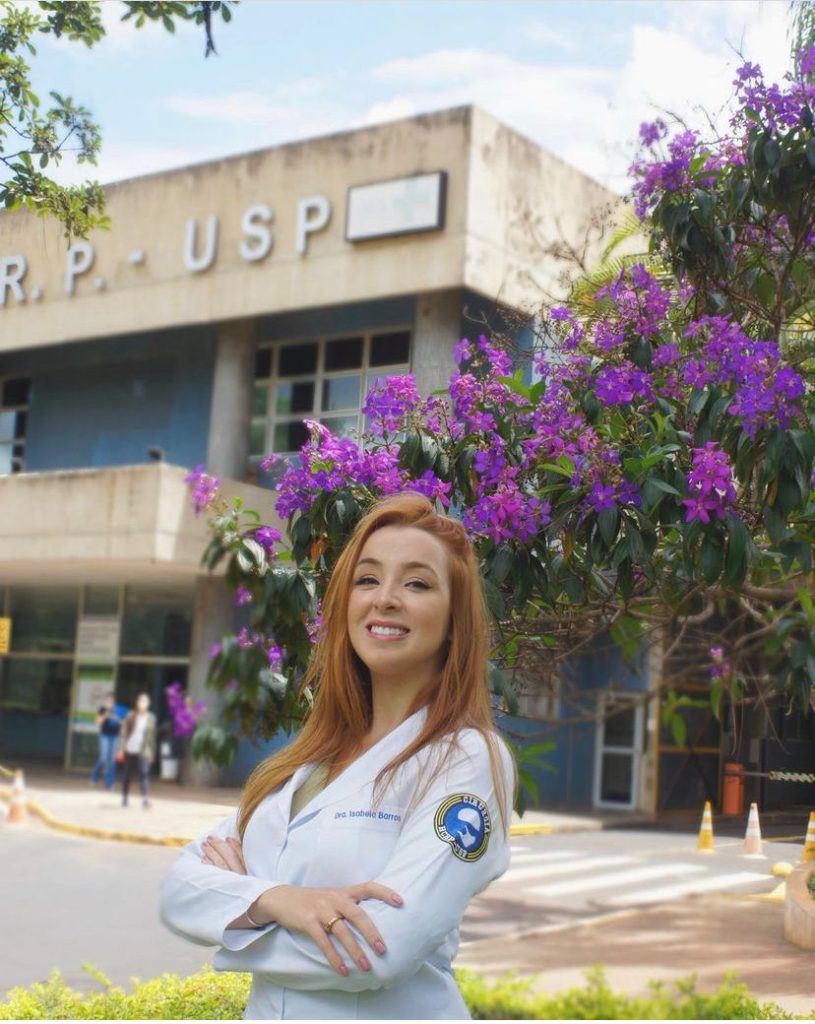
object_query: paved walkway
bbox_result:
[0,766,606,844]
[457,896,815,1017]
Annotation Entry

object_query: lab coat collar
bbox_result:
[288,705,428,828]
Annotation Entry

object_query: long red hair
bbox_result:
[237,492,513,837]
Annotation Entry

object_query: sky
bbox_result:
[35,0,795,197]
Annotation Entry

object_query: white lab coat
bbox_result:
[160,708,514,1020]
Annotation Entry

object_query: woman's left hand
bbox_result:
[201,835,247,874]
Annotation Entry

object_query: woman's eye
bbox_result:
[407,579,431,590]
[354,575,377,586]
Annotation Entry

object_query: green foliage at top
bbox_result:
[0,0,236,238]
[0,964,809,1021]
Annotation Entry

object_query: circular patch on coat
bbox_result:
[434,793,491,861]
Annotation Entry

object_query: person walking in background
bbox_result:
[89,692,121,791]
[121,692,157,809]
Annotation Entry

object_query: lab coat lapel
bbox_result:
[271,762,313,828]
[289,707,427,828]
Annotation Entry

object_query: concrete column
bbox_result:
[206,319,256,479]
[411,290,463,398]
[184,574,235,786]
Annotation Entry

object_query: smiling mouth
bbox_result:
[366,625,409,638]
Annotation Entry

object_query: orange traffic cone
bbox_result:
[696,800,715,853]
[802,811,815,863]
[742,802,764,857]
[6,769,27,825]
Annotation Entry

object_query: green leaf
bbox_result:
[724,515,748,587]
[598,507,619,546]
[646,477,681,497]
[490,547,514,584]
[670,713,687,748]
[700,535,723,584]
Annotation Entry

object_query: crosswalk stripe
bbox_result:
[508,850,581,865]
[499,854,638,884]
[527,861,705,898]
[605,870,769,906]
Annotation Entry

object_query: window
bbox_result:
[9,586,78,654]
[0,377,30,474]
[120,585,193,658]
[251,329,411,462]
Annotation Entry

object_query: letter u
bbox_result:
[184,215,219,273]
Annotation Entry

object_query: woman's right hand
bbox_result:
[254,882,403,977]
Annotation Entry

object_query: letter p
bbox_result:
[65,241,94,295]
[295,195,331,256]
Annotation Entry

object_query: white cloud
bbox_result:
[166,91,292,125]
[353,97,419,127]
[354,4,795,194]
[523,22,579,53]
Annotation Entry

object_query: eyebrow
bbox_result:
[356,557,440,580]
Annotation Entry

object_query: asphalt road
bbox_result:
[462,828,802,942]
[0,823,804,996]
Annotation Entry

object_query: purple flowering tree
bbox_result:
[189,51,815,771]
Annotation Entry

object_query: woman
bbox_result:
[89,692,121,790]
[160,493,516,1019]
[120,691,157,808]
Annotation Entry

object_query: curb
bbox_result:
[510,823,554,836]
[0,789,189,847]
[2,787,559,846]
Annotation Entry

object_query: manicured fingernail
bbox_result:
[358,956,371,971]
[374,939,386,955]
[339,963,349,977]
[391,894,403,906]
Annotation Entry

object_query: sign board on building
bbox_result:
[76,616,120,662]
[0,617,10,654]
[72,665,117,733]
[346,172,447,242]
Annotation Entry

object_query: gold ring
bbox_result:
[323,914,344,934]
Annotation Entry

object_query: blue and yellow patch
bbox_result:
[434,793,491,861]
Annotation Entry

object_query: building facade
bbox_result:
[0,105,654,805]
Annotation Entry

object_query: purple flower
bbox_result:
[235,584,253,607]
[710,646,731,680]
[463,468,550,545]
[682,442,737,524]
[184,465,220,515]
[255,525,282,554]
[164,681,206,738]
[209,642,221,660]
[595,362,654,407]
[260,453,281,472]
[588,481,617,513]
[638,119,667,147]
[409,469,452,508]
[363,374,421,436]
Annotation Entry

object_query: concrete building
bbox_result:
[0,105,645,804]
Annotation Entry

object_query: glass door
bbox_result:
[593,694,644,810]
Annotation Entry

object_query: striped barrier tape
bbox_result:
[767,770,815,784]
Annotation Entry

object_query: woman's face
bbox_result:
[136,694,150,712]
[347,525,452,691]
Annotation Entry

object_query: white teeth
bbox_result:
[369,625,408,636]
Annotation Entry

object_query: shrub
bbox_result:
[0,964,811,1020]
